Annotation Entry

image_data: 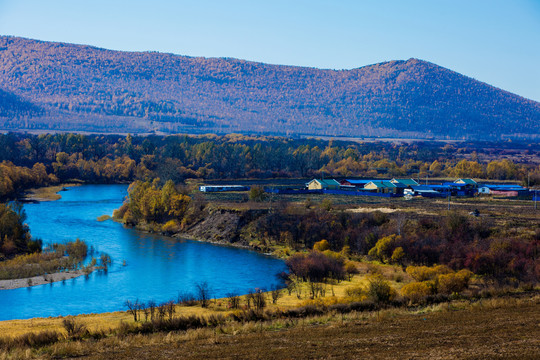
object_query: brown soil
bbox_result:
[79,301,539,360]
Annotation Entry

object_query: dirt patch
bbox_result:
[186,210,243,243]
[348,207,438,216]
[349,207,399,213]
[181,209,268,246]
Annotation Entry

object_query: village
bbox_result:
[199,177,534,200]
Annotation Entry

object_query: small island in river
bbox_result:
[0,269,89,290]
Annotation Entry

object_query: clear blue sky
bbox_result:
[1,0,539,102]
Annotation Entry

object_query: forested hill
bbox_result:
[0,88,43,118]
[1,36,539,139]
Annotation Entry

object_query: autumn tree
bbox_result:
[368,234,402,263]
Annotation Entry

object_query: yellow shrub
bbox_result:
[272,247,291,258]
[406,264,453,282]
[345,285,367,300]
[432,265,453,276]
[313,239,330,252]
[401,281,432,304]
[438,269,473,294]
[162,220,180,234]
[340,245,351,258]
[368,234,401,263]
[322,249,344,262]
[300,296,344,307]
[391,247,405,264]
[112,203,128,220]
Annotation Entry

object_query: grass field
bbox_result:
[6,295,538,359]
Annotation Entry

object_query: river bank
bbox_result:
[0,269,90,290]
[23,183,81,202]
[120,207,284,257]
[2,184,286,320]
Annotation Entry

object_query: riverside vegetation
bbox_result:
[0,133,539,358]
[0,240,87,281]
[0,254,538,358]
[0,192,538,356]
[0,201,110,286]
[113,179,539,286]
[1,133,540,203]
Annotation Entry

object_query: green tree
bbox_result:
[249,186,267,202]
[367,274,395,304]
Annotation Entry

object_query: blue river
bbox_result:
[0,185,286,321]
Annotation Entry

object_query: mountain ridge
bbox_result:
[0,36,539,139]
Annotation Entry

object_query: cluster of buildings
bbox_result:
[306,178,529,198]
[198,178,532,199]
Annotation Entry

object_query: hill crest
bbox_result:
[0,36,539,139]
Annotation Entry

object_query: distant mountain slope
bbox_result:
[0,36,539,139]
[0,88,43,118]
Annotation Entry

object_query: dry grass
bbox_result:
[0,305,222,339]
[0,268,394,338]
[24,183,80,202]
[4,295,538,359]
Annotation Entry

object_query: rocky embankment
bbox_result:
[177,208,270,250]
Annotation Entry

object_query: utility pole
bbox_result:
[535,190,538,210]
[447,193,450,210]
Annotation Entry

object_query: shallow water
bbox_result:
[0,185,285,321]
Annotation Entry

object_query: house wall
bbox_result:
[364,183,379,192]
[308,181,322,190]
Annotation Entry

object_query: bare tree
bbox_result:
[226,292,241,309]
[271,285,282,304]
[142,302,150,322]
[177,291,197,306]
[246,289,254,309]
[395,213,406,236]
[286,282,295,296]
[195,281,212,308]
[62,317,87,339]
[309,282,324,299]
[165,300,175,320]
[124,299,141,322]
[147,300,157,321]
[157,303,167,320]
[252,289,266,312]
